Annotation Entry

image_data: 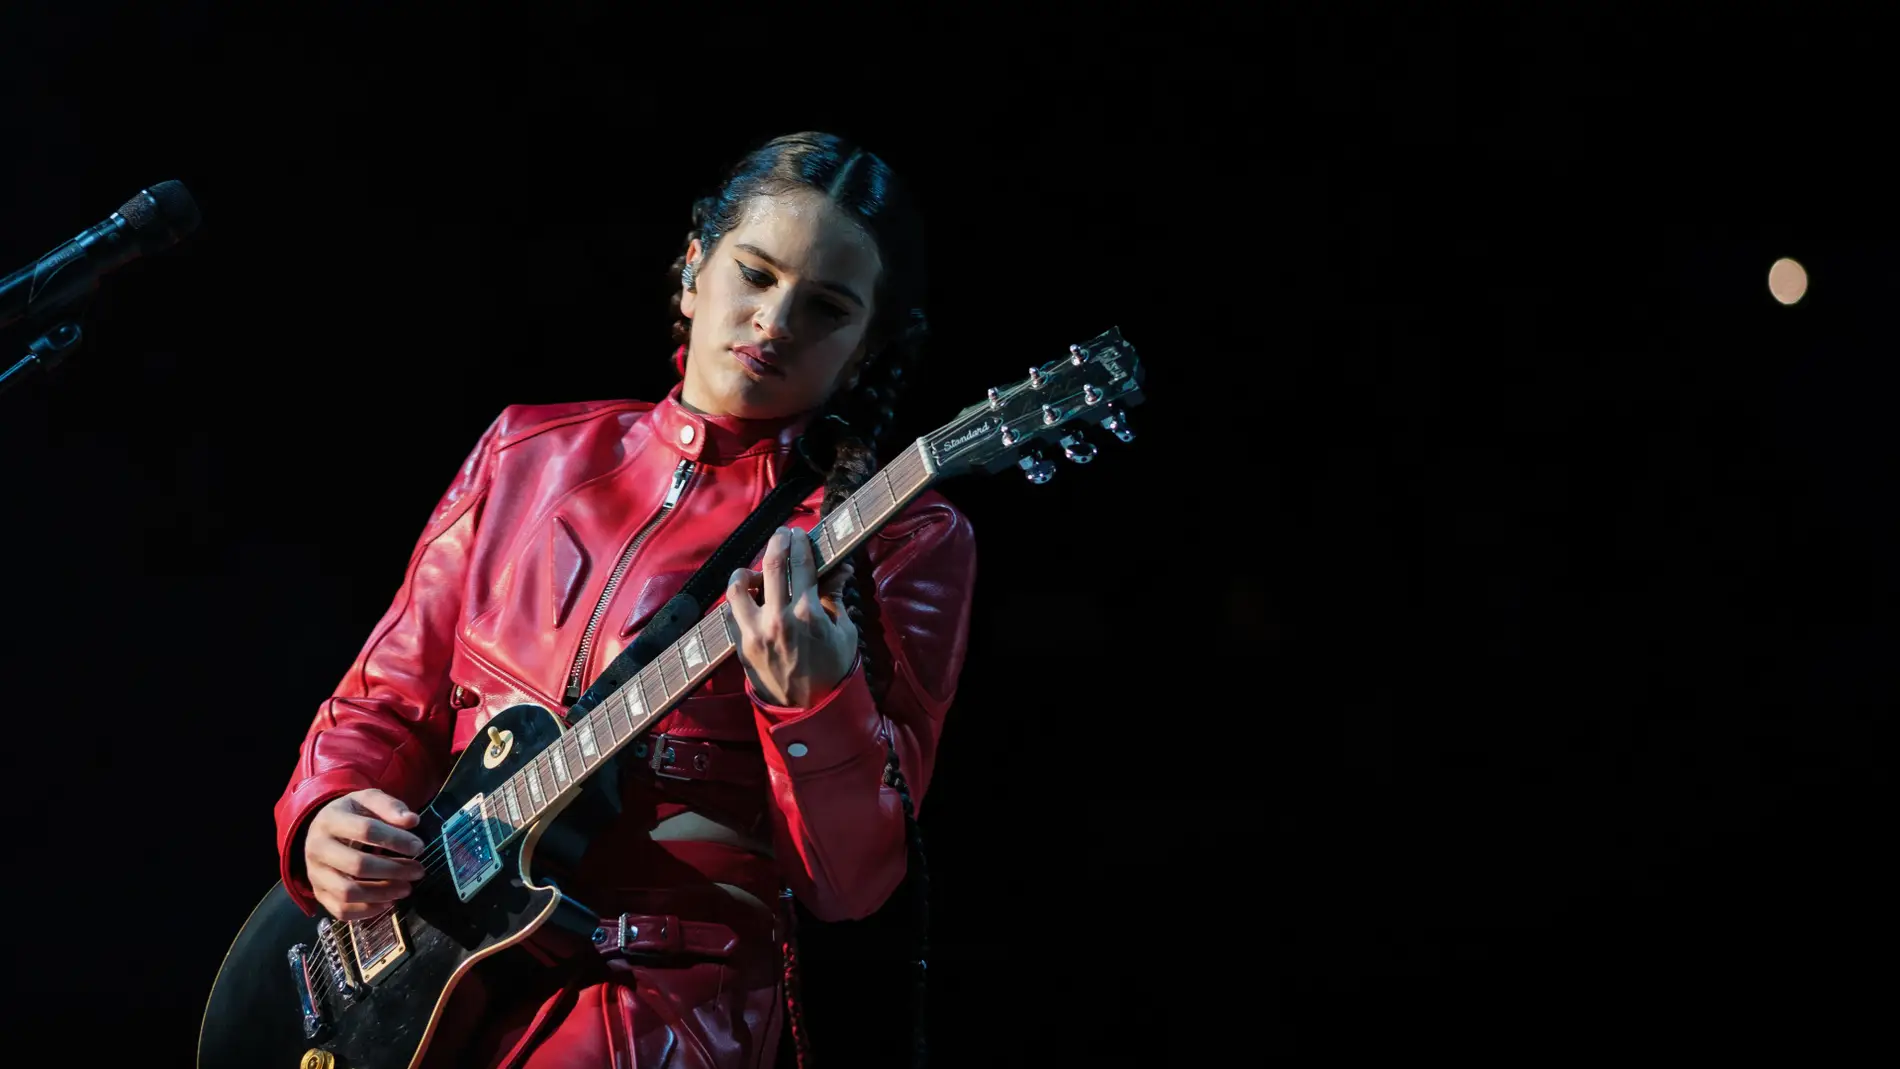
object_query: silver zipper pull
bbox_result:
[662,459,693,509]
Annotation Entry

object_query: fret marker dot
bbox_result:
[787,742,809,758]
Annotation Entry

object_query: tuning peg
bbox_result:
[1018,447,1056,484]
[987,386,1002,410]
[1100,408,1134,443]
[1000,426,1020,447]
[1028,367,1045,389]
[1061,429,1097,464]
[1070,343,1088,366]
[1042,403,1061,426]
[1083,384,1103,406]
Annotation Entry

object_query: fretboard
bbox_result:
[476,438,938,840]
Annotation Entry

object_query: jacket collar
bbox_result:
[650,381,814,466]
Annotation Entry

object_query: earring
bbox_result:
[681,260,697,290]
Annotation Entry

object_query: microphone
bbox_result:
[0,180,201,333]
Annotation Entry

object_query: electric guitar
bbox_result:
[196,327,1147,1069]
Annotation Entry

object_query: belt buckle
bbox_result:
[649,732,691,781]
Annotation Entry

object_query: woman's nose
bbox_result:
[753,296,793,340]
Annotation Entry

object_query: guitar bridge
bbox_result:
[286,943,331,1041]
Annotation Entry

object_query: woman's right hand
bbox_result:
[303,788,428,921]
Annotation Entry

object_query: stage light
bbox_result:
[1769,257,1808,305]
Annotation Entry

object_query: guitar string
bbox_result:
[366,462,912,884]
[300,444,936,1006]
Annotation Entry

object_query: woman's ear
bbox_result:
[680,237,703,318]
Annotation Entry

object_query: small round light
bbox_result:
[1769,258,1808,305]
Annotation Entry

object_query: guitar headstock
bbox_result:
[923,326,1146,482]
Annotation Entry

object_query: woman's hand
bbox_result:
[303,788,427,921]
[728,526,858,708]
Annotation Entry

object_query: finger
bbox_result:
[817,559,853,600]
[352,788,421,830]
[313,836,426,881]
[786,525,817,601]
[338,811,426,857]
[728,568,762,631]
[311,860,412,904]
[761,527,793,615]
[333,875,412,906]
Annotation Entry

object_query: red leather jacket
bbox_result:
[272,383,976,922]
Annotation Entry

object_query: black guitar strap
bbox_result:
[562,425,833,722]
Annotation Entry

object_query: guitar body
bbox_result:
[198,703,613,1069]
[196,326,1149,1069]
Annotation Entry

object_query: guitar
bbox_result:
[197,327,1146,1069]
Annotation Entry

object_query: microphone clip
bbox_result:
[0,319,86,401]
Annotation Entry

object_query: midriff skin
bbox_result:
[648,809,775,912]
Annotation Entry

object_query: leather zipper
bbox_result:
[563,457,695,704]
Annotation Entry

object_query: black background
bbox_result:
[1,4,1891,1064]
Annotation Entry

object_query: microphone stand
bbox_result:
[0,319,85,400]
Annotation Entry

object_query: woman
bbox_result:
[272,131,976,1067]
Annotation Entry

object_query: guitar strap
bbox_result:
[561,420,835,723]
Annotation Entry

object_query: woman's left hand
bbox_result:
[728,526,859,708]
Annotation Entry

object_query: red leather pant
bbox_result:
[452,842,788,1069]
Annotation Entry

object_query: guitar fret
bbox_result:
[856,478,892,532]
[703,616,734,660]
[815,525,836,568]
[681,629,707,672]
[502,783,523,826]
[658,652,686,697]
[526,764,545,806]
[624,687,649,732]
[638,670,666,719]
[549,744,571,786]
[827,496,859,546]
[577,719,599,760]
[598,704,623,747]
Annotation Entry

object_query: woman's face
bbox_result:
[679,188,883,420]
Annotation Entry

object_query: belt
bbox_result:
[591,912,744,961]
[628,732,767,788]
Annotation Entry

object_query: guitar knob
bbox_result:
[1018,449,1056,484]
[1100,409,1134,443]
[1061,431,1097,464]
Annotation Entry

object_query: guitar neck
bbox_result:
[482,438,939,837]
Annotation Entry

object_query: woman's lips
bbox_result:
[732,344,785,377]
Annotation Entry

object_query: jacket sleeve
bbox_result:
[747,492,977,921]
[271,412,506,916]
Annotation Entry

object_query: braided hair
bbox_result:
[666,131,933,1068]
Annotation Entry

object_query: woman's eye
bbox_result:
[735,262,771,287]
[814,301,849,321]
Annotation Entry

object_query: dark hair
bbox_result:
[667,131,933,1068]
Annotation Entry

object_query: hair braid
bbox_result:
[665,132,936,1068]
